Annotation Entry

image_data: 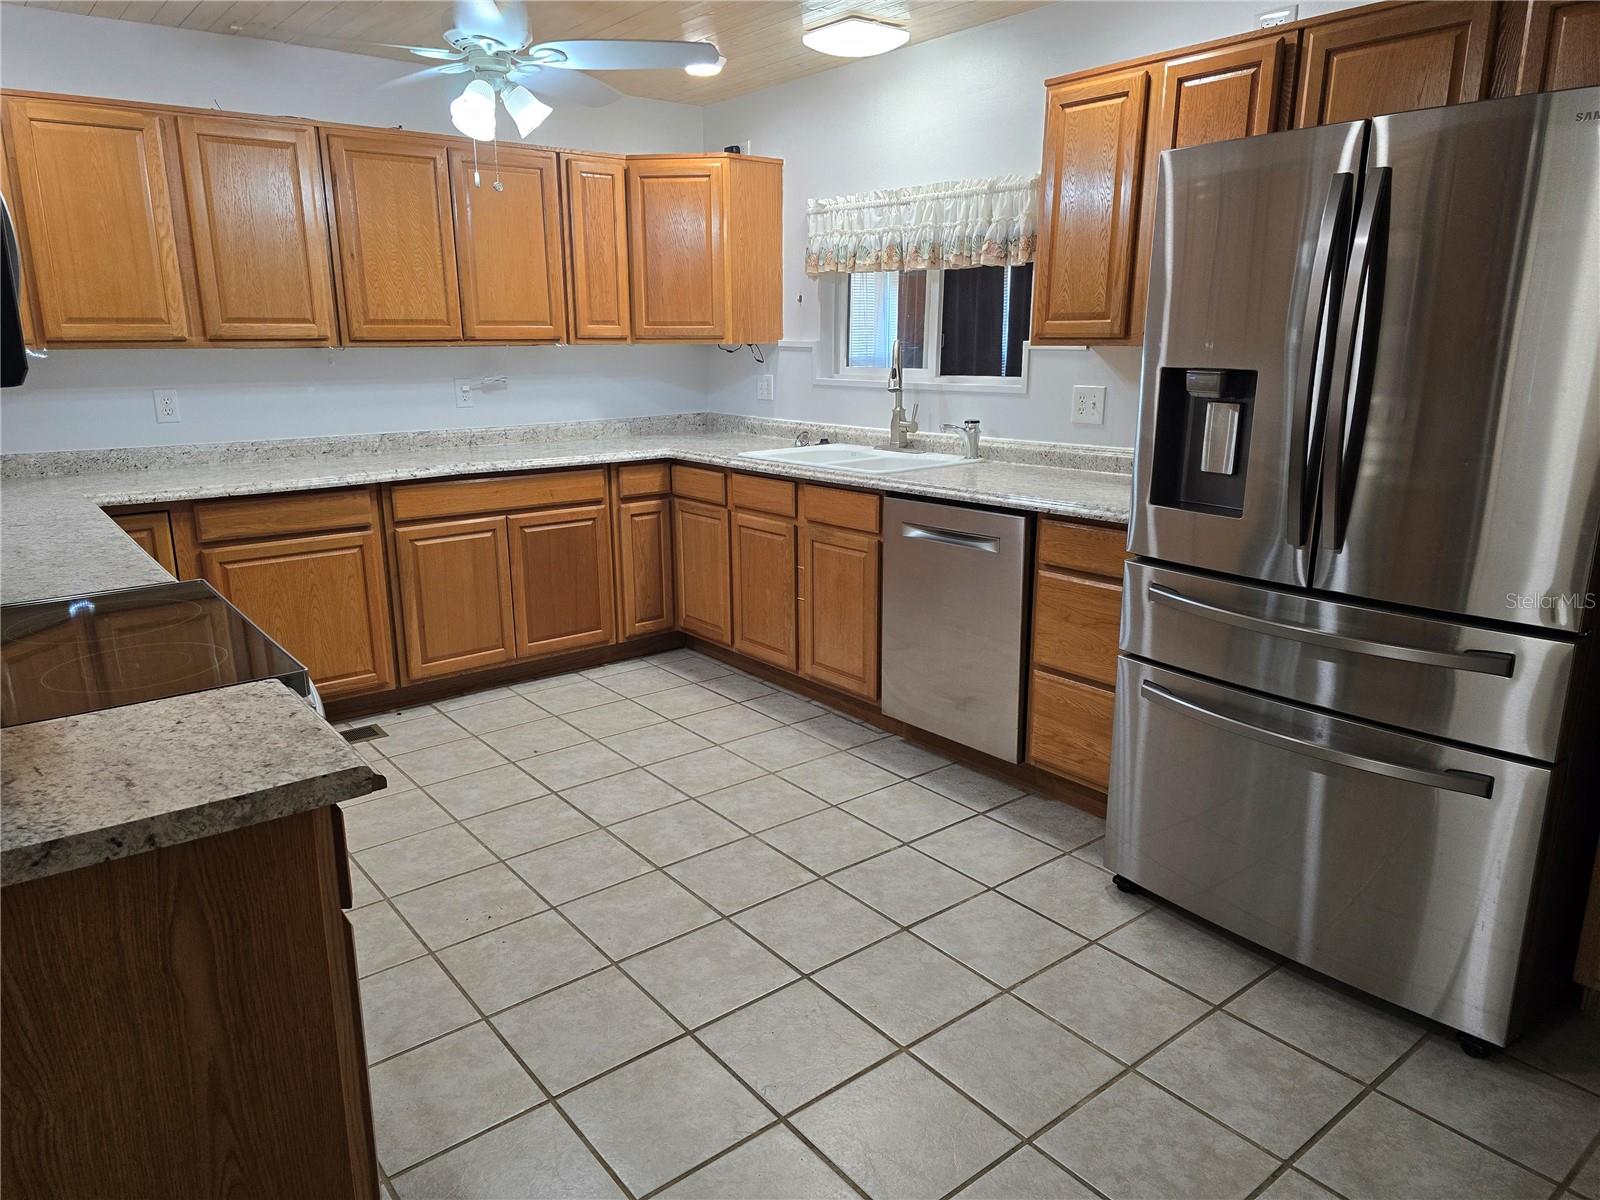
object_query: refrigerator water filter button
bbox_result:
[1201,402,1242,474]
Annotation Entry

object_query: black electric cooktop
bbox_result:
[0,580,311,728]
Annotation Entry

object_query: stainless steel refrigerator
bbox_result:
[1109,86,1600,1049]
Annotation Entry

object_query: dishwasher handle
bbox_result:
[899,523,1001,553]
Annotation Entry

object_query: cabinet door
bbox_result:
[1027,668,1115,791]
[1032,68,1149,341]
[1296,2,1494,127]
[177,115,335,342]
[112,511,177,575]
[5,98,189,342]
[628,157,727,342]
[201,530,396,699]
[325,132,461,341]
[674,498,732,645]
[1516,0,1600,92]
[392,516,515,681]
[563,155,631,341]
[507,503,616,659]
[1154,36,1284,154]
[732,509,797,670]
[617,497,674,638]
[799,524,879,701]
[450,145,565,342]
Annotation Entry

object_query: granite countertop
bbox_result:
[1,680,383,885]
[0,413,1131,883]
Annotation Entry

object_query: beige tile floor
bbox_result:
[338,649,1600,1200]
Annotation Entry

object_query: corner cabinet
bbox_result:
[627,154,783,345]
[323,131,462,342]
[1031,68,1150,343]
[4,97,191,342]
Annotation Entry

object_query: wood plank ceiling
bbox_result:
[12,1,1044,104]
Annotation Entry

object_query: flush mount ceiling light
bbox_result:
[801,15,910,58]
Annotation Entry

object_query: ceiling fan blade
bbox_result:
[508,66,620,108]
[377,62,473,89]
[522,39,719,72]
[454,0,529,49]
[303,37,462,60]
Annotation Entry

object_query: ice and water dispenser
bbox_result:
[1149,367,1256,517]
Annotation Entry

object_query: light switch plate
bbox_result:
[756,374,774,402]
[153,388,180,423]
[1072,384,1105,426]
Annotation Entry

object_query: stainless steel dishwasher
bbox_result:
[880,497,1029,762]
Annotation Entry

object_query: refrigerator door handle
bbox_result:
[1147,584,1517,676]
[1322,165,1392,553]
[1288,171,1355,550]
[1139,681,1496,798]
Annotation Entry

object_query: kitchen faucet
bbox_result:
[886,339,918,449]
[942,419,982,459]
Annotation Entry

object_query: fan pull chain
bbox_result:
[493,139,504,192]
[472,139,481,188]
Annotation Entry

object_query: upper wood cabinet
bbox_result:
[1295,1,1495,126]
[450,144,564,343]
[1154,35,1285,153]
[1516,0,1600,92]
[392,515,517,681]
[324,131,461,342]
[507,503,616,658]
[1032,67,1150,343]
[562,153,631,342]
[4,97,190,342]
[627,153,783,345]
[176,115,335,342]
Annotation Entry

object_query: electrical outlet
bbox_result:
[1072,384,1106,426]
[153,388,180,423]
[756,374,774,402]
[454,379,475,408]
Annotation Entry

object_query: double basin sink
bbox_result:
[738,443,967,475]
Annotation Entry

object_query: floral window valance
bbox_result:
[805,173,1039,277]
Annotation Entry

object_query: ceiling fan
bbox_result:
[371,0,722,140]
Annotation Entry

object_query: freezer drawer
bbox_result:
[1122,562,1578,760]
[1108,658,1553,1043]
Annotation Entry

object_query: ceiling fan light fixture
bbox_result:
[684,42,725,76]
[450,78,497,141]
[801,16,909,58]
[500,82,553,136]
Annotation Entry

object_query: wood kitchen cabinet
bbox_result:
[450,143,565,342]
[1295,2,1496,126]
[627,153,783,344]
[614,463,675,639]
[392,516,518,680]
[4,97,191,342]
[1515,1,1600,91]
[323,130,461,342]
[1027,518,1126,792]
[562,153,631,342]
[673,466,733,645]
[508,503,615,658]
[1031,67,1150,343]
[177,114,336,343]
[110,510,178,575]
[197,490,396,701]
[730,473,799,671]
[798,485,882,702]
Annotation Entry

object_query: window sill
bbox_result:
[810,373,1027,396]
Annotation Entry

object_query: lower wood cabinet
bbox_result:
[798,522,880,701]
[507,503,615,658]
[674,498,732,645]
[1028,668,1117,791]
[201,526,396,700]
[111,510,177,575]
[732,509,798,670]
[391,516,517,681]
[616,496,675,638]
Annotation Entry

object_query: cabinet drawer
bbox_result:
[194,489,374,542]
[391,469,606,522]
[800,484,880,534]
[730,472,797,517]
[672,465,727,505]
[617,462,672,498]
[1027,668,1115,791]
[1038,518,1126,579]
[1033,568,1121,687]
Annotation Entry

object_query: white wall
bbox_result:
[0,5,708,452]
[700,0,1361,447]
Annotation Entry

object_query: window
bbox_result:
[839,264,1032,381]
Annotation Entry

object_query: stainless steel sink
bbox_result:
[738,444,966,474]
